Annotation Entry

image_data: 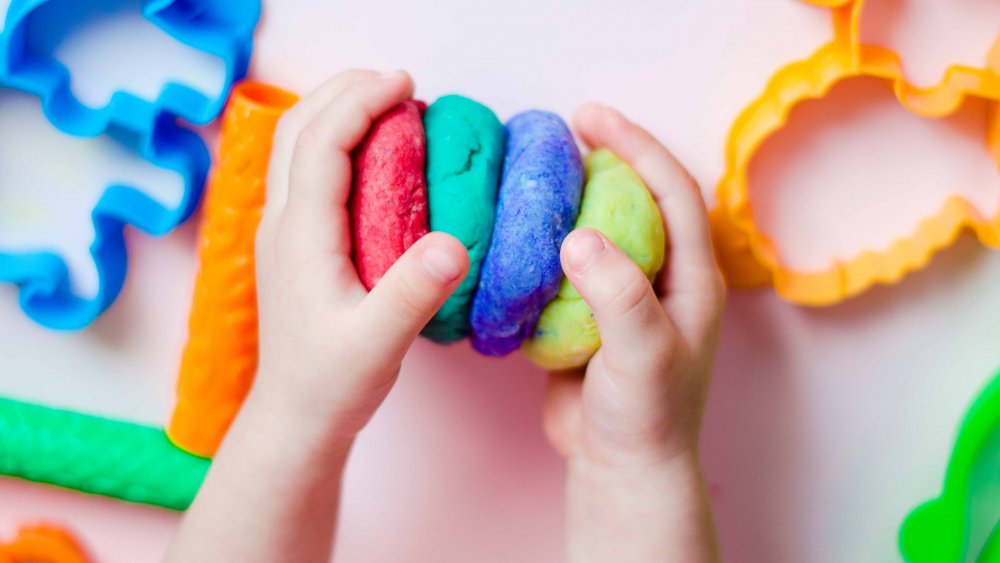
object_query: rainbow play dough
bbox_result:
[421,95,504,343]
[470,110,584,357]
[523,150,665,369]
[351,100,430,290]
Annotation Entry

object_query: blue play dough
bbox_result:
[470,110,584,357]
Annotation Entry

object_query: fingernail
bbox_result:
[421,245,463,283]
[565,230,607,273]
[381,69,403,80]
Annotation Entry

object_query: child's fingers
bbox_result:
[261,70,382,248]
[275,72,415,296]
[265,69,381,211]
[259,70,385,265]
[284,71,414,239]
[561,228,677,371]
[572,102,724,344]
[357,233,470,363]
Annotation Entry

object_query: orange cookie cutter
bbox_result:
[0,524,90,563]
[167,82,299,457]
[710,0,1000,305]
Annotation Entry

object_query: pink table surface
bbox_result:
[2,0,999,561]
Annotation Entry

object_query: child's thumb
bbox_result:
[560,228,674,367]
[359,232,469,359]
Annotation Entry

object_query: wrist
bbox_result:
[250,356,398,438]
[564,450,719,563]
[567,447,704,503]
[238,376,359,460]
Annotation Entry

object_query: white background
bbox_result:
[1,1,999,561]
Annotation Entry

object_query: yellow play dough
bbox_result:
[522,149,665,370]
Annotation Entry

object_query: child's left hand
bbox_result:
[254,69,469,437]
[168,69,470,563]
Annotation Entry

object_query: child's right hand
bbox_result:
[544,103,725,562]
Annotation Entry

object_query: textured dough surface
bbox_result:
[421,95,504,343]
[523,149,665,369]
[351,100,429,290]
[470,110,584,357]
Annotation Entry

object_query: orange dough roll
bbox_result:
[167,82,299,457]
[0,524,91,563]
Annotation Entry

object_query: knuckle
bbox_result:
[270,218,307,271]
[271,215,295,251]
[386,273,427,324]
[683,168,702,193]
[272,114,300,148]
[602,109,629,136]
[259,191,283,221]
[701,271,727,312]
[605,273,651,319]
[339,68,378,84]
[338,98,373,133]
[254,218,273,256]
[293,122,325,154]
[712,272,727,306]
[337,68,367,81]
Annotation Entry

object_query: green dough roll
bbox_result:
[522,149,665,369]
[421,95,505,343]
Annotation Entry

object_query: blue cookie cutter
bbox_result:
[0,0,260,329]
[0,0,260,131]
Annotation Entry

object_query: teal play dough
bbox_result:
[421,95,505,343]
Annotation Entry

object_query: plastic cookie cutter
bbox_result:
[710,0,1000,305]
[0,0,260,329]
[0,0,260,131]
[0,86,210,329]
[0,524,90,563]
[898,370,1000,563]
[167,82,298,457]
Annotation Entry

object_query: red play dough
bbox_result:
[350,100,429,290]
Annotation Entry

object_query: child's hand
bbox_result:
[545,103,725,562]
[168,70,469,563]
[254,69,469,437]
